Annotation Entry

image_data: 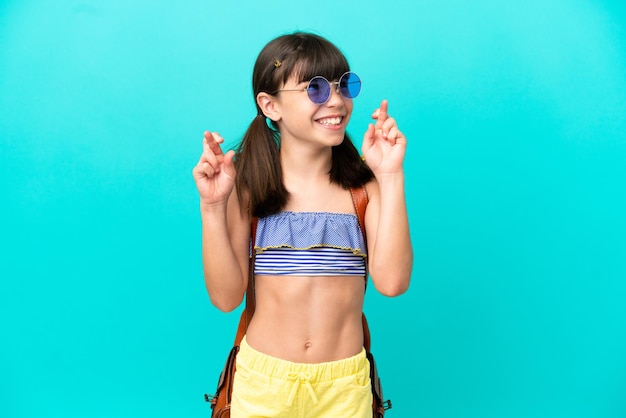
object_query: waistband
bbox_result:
[238,336,367,383]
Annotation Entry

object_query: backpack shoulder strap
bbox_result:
[233,216,258,346]
[245,217,258,325]
[350,186,373,352]
[350,186,368,250]
[350,185,369,285]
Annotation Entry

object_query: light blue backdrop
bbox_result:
[1,1,625,417]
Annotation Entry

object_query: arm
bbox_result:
[192,131,250,312]
[361,100,413,296]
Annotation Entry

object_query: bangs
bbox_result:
[292,52,350,83]
[278,36,350,84]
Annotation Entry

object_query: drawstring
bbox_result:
[286,371,319,406]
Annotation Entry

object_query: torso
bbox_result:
[245,184,368,363]
[246,275,365,363]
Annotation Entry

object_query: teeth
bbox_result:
[318,117,342,126]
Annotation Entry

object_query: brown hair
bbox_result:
[234,32,374,218]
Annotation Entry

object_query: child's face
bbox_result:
[273,73,354,148]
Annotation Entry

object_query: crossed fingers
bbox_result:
[201,131,226,177]
[371,99,403,143]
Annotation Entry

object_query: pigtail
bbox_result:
[235,114,288,218]
[331,135,374,189]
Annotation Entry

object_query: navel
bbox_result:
[304,341,312,350]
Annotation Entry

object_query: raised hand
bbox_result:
[361,99,407,175]
[192,131,236,207]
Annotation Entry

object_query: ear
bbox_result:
[257,92,281,122]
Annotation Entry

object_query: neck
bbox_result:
[280,142,333,184]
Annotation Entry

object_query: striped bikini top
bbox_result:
[253,211,367,276]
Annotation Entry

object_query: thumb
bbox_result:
[222,150,237,178]
[362,123,375,150]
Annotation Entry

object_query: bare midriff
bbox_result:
[245,275,366,364]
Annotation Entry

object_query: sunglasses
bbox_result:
[275,71,362,105]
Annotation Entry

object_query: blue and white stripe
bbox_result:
[253,211,367,277]
[255,247,366,276]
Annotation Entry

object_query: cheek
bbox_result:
[344,100,354,120]
[284,96,317,114]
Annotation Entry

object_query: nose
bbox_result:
[325,82,344,106]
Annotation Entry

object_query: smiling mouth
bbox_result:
[317,116,343,126]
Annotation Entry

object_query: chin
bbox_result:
[327,132,346,147]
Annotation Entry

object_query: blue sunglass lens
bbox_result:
[340,72,361,99]
[307,77,331,104]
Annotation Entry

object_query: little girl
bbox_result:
[193,31,413,417]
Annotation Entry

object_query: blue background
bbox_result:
[1,1,625,417]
